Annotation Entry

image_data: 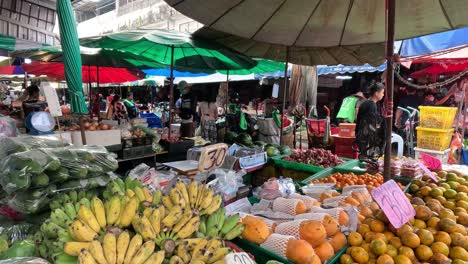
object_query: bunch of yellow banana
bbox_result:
[125,186,161,206]
[73,232,165,264]
[160,180,222,216]
[172,238,231,264]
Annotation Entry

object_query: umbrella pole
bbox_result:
[460,79,467,164]
[168,45,175,140]
[225,70,229,132]
[383,0,396,182]
[88,66,92,119]
[280,47,290,145]
[96,65,100,121]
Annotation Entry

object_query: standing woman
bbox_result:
[199,91,218,142]
[107,95,127,123]
[355,82,386,161]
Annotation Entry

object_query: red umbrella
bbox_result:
[22,61,144,83]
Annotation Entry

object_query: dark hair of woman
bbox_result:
[369,82,385,96]
[111,95,121,105]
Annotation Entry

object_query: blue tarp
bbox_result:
[400,27,468,57]
[143,68,207,77]
[316,63,386,75]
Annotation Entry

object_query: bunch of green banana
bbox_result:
[175,238,231,264]
[50,190,97,210]
[102,177,146,200]
[157,180,223,216]
[72,232,165,264]
[198,210,245,240]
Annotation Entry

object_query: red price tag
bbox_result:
[371,180,415,229]
[198,143,228,172]
[420,153,442,170]
[418,163,438,182]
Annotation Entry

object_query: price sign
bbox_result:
[41,82,62,117]
[420,153,442,170]
[418,163,438,182]
[225,253,255,264]
[198,143,228,172]
[371,180,415,229]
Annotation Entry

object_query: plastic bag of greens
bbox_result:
[0,258,50,264]
[57,174,113,191]
[0,223,34,243]
[6,188,51,215]
[0,149,60,193]
[0,240,36,260]
[0,136,69,160]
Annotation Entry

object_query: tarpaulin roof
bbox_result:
[0,65,24,75]
[400,27,468,57]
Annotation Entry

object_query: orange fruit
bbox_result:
[383,231,394,242]
[430,241,450,256]
[393,255,412,264]
[358,224,371,236]
[370,219,386,233]
[329,232,347,252]
[401,232,421,249]
[417,229,434,245]
[370,239,388,256]
[449,246,468,261]
[415,245,433,262]
[340,254,353,264]
[434,231,452,246]
[348,232,363,246]
[351,247,369,264]
[398,246,416,261]
[390,237,402,249]
[376,254,394,264]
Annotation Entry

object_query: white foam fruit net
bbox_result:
[273,197,301,215]
[294,212,328,222]
[275,219,304,239]
[322,195,348,208]
[288,193,318,208]
[261,233,295,258]
[309,206,343,222]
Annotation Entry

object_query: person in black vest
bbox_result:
[177,81,197,137]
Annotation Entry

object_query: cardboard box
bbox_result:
[71,129,121,146]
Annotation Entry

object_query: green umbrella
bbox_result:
[80,29,257,71]
[218,58,284,75]
[11,45,166,69]
[56,0,87,115]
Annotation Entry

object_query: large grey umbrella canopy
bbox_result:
[194,27,386,66]
[167,0,466,48]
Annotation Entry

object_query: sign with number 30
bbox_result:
[198,143,228,172]
[371,180,415,229]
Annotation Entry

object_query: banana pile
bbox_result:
[172,238,231,264]
[198,210,244,240]
[36,178,245,263]
[68,232,166,264]
[50,190,97,210]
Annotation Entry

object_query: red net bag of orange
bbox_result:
[261,233,321,264]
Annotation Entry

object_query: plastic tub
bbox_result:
[414,147,450,164]
[416,127,454,151]
[419,106,457,129]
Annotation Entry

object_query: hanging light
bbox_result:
[336,75,352,80]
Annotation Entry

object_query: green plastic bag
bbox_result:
[0,240,36,260]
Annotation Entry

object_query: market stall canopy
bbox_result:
[400,27,468,58]
[170,0,468,66]
[317,63,387,75]
[0,65,24,75]
[80,29,258,71]
[11,46,167,69]
[0,34,46,52]
[143,58,285,77]
[410,60,468,79]
[22,61,144,84]
[173,73,256,84]
[194,27,386,66]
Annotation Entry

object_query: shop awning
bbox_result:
[0,65,24,75]
[316,63,387,75]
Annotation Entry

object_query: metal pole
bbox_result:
[383,0,396,181]
[280,47,290,145]
[225,70,229,130]
[168,45,175,140]
[460,80,467,164]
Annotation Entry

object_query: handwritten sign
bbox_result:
[371,180,415,229]
[418,163,438,182]
[420,153,442,170]
[198,143,228,172]
[225,253,255,264]
[41,82,62,117]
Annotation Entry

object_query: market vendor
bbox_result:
[22,85,47,133]
[336,89,366,123]
[177,80,197,137]
[123,92,139,119]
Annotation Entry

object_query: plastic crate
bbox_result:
[139,113,162,128]
[416,127,454,151]
[335,159,367,175]
[414,147,450,164]
[419,106,457,129]
[271,156,349,176]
